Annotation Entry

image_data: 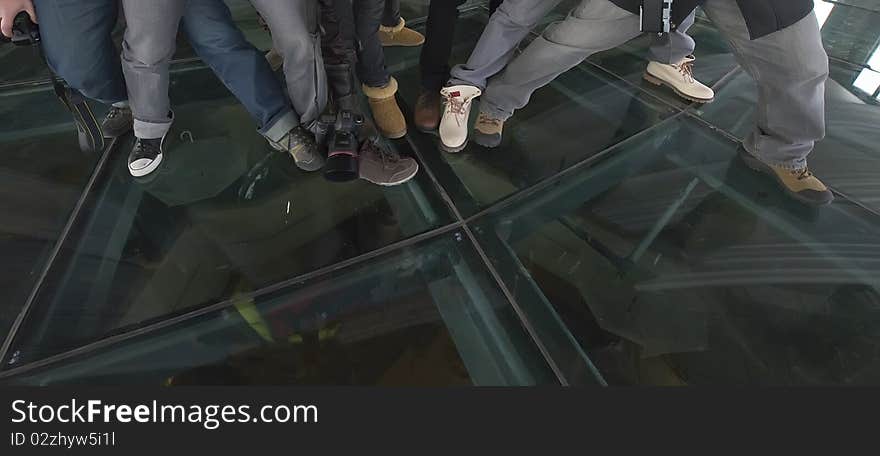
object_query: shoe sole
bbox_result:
[361,164,420,187]
[439,138,468,153]
[381,129,408,140]
[380,39,425,47]
[643,73,714,104]
[129,153,163,178]
[294,159,326,172]
[472,131,501,148]
[739,150,833,206]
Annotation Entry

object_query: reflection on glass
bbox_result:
[0,85,106,344]
[2,232,554,386]
[2,0,880,387]
[475,118,880,385]
[4,64,451,367]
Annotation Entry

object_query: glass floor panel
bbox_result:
[2,0,880,385]
[0,86,105,344]
[3,231,554,385]
[3,63,452,367]
[474,117,880,385]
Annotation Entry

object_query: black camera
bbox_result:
[323,110,365,182]
[0,12,40,46]
[640,0,673,34]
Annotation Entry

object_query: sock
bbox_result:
[112,100,130,109]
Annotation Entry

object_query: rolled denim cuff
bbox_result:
[260,110,299,143]
[133,119,172,140]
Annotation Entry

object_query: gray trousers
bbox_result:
[120,0,185,139]
[477,0,828,169]
[702,0,827,169]
[121,0,326,139]
[449,0,696,90]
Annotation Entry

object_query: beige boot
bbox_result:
[378,18,425,47]
[363,78,407,139]
[644,55,714,103]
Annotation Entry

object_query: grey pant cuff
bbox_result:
[134,119,172,140]
[743,142,808,171]
[260,110,299,143]
[478,98,513,122]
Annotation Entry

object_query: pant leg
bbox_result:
[648,10,696,64]
[34,0,126,104]
[120,0,185,138]
[320,0,357,67]
[182,0,296,142]
[448,0,563,89]
[353,0,389,87]
[481,0,642,120]
[701,0,827,169]
[381,0,401,27]
[249,0,327,130]
[420,0,467,91]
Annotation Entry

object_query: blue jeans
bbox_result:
[33,0,296,141]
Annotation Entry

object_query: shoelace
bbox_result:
[106,106,124,120]
[285,129,313,159]
[478,114,502,128]
[675,60,696,84]
[445,95,472,127]
[792,167,814,181]
[136,138,161,157]
[364,140,400,165]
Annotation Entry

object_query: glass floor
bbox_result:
[0,0,879,385]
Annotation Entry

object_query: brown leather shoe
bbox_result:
[739,148,834,206]
[413,90,442,132]
[363,78,407,139]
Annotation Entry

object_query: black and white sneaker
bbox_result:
[128,134,168,177]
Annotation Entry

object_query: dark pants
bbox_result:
[381,0,401,27]
[320,0,357,66]
[353,0,390,87]
[321,0,390,89]
[419,0,503,91]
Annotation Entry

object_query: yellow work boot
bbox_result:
[378,18,425,47]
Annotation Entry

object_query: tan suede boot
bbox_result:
[739,148,833,206]
[363,77,407,139]
[378,18,425,47]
